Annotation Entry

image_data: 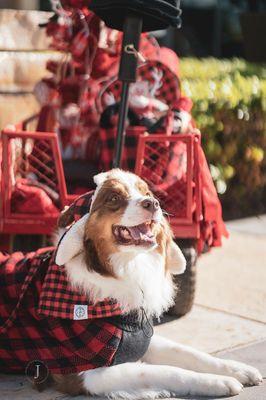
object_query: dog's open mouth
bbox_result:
[112,221,156,246]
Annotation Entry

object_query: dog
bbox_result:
[0,169,262,398]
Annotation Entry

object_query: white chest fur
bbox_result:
[65,250,175,318]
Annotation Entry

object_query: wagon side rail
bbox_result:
[135,133,202,239]
[0,128,69,235]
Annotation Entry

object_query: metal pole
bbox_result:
[113,13,143,168]
[113,83,130,168]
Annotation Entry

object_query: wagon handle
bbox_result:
[113,13,143,168]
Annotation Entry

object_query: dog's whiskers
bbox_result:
[162,210,174,217]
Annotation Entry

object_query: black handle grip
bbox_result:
[118,13,143,83]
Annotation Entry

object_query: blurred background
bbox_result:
[0,0,265,221]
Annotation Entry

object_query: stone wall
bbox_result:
[0,9,61,129]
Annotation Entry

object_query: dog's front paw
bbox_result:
[214,376,244,397]
[222,360,263,387]
[192,375,243,397]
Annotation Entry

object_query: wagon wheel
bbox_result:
[12,235,47,252]
[168,239,197,317]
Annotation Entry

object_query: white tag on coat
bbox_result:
[74,305,88,320]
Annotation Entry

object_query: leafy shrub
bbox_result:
[180,58,266,219]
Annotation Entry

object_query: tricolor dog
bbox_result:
[0,169,262,398]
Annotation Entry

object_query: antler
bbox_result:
[149,68,163,98]
[104,91,116,107]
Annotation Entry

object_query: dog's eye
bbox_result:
[109,194,120,203]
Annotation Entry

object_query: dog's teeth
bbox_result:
[120,227,131,239]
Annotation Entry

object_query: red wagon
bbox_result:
[0,113,210,316]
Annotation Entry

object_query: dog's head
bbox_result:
[55,169,186,278]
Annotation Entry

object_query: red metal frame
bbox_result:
[135,133,202,238]
[0,128,71,235]
[0,118,203,245]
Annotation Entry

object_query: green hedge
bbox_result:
[180,58,266,219]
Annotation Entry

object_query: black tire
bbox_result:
[12,235,47,252]
[168,239,198,317]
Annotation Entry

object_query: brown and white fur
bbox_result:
[54,169,262,398]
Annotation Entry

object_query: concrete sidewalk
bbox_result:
[0,216,265,399]
[156,215,266,399]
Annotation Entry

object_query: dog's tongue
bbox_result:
[128,223,152,239]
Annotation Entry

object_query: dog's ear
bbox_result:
[57,206,75,228]
[55,214,88,266]
[161,217,186,275]
[166,239,186,275]
[93,171,109,186]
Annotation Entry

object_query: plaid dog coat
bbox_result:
[0,193,153,375]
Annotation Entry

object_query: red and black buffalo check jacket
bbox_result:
[0,248,125,375]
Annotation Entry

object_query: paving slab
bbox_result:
[155,306,266,354]
[0,374,66,400]
[226,215,266,236]
[195,230,266,323]
[192,340,266,400]
[216,340,266,380]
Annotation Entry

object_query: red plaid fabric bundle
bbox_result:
[99,126,146,171]
[0,192,126,375]
[97,59,181,172]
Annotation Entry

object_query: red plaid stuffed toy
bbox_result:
[0,193,152,375]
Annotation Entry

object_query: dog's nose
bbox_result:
[141,198,160,212]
